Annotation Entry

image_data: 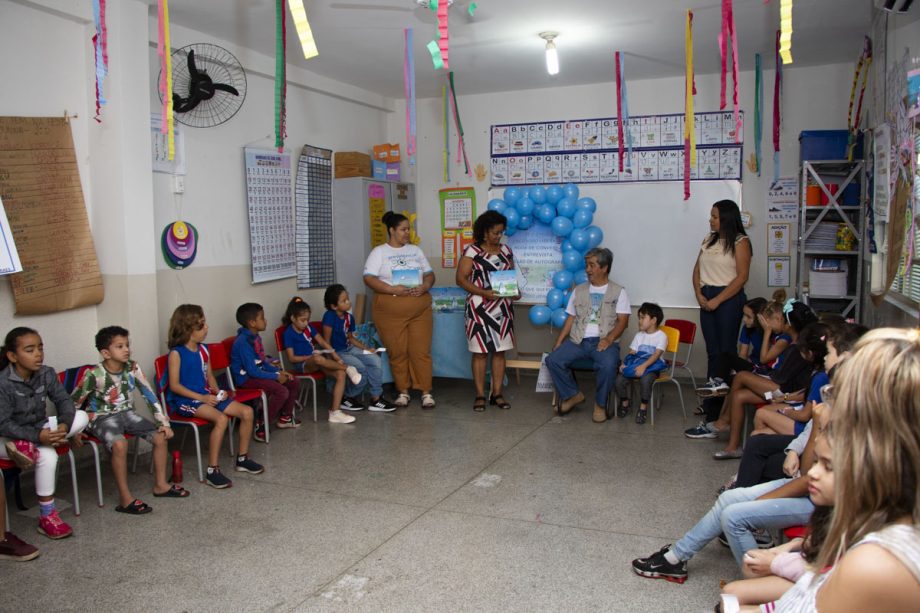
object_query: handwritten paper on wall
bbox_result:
[0,117,104,314]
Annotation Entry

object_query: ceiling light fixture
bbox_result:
[540,31,559,76]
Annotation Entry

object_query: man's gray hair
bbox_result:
[584,247,612,273]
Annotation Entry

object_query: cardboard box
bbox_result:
[809,270,847,296]
[372,160,386,180]
[373,143,401,163]
[386,162,400,181]
[334,151,372,178]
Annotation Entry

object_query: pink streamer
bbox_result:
[157,0,168,134]
[437,0,449,69]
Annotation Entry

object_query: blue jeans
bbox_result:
[672,478,814,567]
[545,337,620,406]
[699,285,746,380]
[338,346,383,398]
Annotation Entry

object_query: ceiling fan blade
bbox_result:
[212,83,240,96]
[329,2,412,11]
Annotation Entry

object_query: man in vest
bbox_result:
[545,247,631,422]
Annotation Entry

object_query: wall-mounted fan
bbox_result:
[158,43,247,128]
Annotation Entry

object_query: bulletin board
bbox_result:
[244,147,296,284]
[295,144,335,289]
[0,116,104,314]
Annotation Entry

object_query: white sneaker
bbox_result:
[328,410,356,424]
[345,366,363,386]
[696,378,729,396]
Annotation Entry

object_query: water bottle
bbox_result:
[171,450,183,483]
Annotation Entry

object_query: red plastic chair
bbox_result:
[664,319,698,391]
[154,354,235,483]
[214,339,271,440]
[1,444,80,517]
[274,325,324,423]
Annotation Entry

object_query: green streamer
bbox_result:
[274,0,286,150]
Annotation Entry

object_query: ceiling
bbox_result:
[157,0,874,99]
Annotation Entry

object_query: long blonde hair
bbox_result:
[816,327,920,570]
[167,304,205,349]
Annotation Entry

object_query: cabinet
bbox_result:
[796,160,867,320]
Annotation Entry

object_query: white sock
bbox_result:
[664,549,680,565]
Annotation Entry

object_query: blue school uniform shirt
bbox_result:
[165,345,209,408]
[738,326,765,365]
[794,369,829,436]
[283,324,314,358]
[230,327,280,385]
[322,310,355,351]
[770,332,794,368]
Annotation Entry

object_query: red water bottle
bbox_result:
[171,450,183,483]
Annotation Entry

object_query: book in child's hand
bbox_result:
[363,348,387,354]
[489,269,519,297]
[391,268,422,288]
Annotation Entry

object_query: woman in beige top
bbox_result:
[692,200,751,420]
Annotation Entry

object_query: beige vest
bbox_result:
[568,281,625,344]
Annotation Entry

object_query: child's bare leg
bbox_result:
[314,355,345,372]
[111,438,135,506]
[723,575,794,606]
[754,408,795,436]
[322,368,346,411]
[151,431,172,494]
[193,405,230,466]
[223,401,253,457]
[726,389,764,451]
[734,370,778,396]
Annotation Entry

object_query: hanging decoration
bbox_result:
[161,221,199,270]
[773,30,783,182]
[719,0,742,143]
[157,0,174,160]
[779,0,793,64]
[275,0,287,151]
[288,0,319,59]
[683,10,696,201]
[437,0,450,70]
[754,53,763,175]
[847,37,872,161]
[614,52,633,172]
[447,72,471,176]
[91,0,109,122]
[442,84,450,182]
[404,28,417,166]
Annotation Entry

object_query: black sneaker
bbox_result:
[631,546,688,584]
[635,409,648,425]
[368,397,396,412]
[205,466,232,489]
[616,402,630,418]
[340,397,365,411]
[235,455,265,474]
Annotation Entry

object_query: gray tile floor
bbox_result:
[3,376,741,612]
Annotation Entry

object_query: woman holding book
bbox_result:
[456,210,520,412]
[363,211,436,409]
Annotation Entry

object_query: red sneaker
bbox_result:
[37,510,73,540]
[4,440,37,470]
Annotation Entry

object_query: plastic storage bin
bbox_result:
[799,130,863,161]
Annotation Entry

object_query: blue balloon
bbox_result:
[551,307,569,328]
[517,214,533,230]
[515,197,535,216]
[503,207,520,228]
[552,269,574,290]
[585,225,604,249]
[572,208,593,229]
[529,186,547,205]
[576,197,597,212]
[529,305,552,326]
[560,240,573,253]
[504,224,518,237]
[546,185,565,205]
[562,248,583,272]
[563,183,580,200]
[535,204,556,224]
[569,228,590,251]
[546,288,565,310]
[518,187,530,201]
[503,187,521,205]
[551,216,574,237]
[487,199,506,213]
[574,269,589,285]
[556,196,577,218]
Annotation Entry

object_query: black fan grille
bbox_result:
[158,43,247,128]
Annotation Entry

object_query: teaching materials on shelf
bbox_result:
[244,147,296,283]
[295,145,335,289]
[490,111,743,186]
[488,269,519,297]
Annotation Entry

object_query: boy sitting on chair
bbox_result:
[613,302,668,424]
[71,326,189,514]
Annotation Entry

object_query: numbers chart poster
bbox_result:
[244,148,296,283]
[490,111,743,186]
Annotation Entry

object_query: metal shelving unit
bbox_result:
[796,160,867,320]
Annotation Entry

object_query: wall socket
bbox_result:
[172,175,185,194]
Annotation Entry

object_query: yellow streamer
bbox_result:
[288,0,319,59]
[163,0,174,160]
[685,10,696,167]
[779,0,793,65]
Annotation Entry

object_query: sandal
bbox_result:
[394,392,411,408]
[473,396,487,412]
[421,393,436,410]
[489,394,511,410]
[153,484,190,498]
[115,499,153,515]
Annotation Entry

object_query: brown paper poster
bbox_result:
[0,117,103,314]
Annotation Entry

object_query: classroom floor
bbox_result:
[3,375,740,612]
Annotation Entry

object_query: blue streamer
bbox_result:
[754,53,762,177]
[92,0,107,105]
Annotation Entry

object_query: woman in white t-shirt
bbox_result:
[692,200,751,421]
[363,211,436,409]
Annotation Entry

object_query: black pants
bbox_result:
[735,434,795,488]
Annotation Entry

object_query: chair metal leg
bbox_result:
[309,378,318,423]
[190,424,204,483]
[228,418,236,457]
[671,378,687,418]
[90,442,104,508]
[67,450,81,517]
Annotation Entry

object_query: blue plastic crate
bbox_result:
[799,130,863,161]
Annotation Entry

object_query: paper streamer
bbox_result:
[404,29,417,165]
[427,40,444,70]
[157,0,174,160]
[779,0,793,64]
[719,0,740,142]
[442,84,450,182]
[275,0,287,151]
[773,30,782,183]
[91,0,108,122]
[621,54,632,167]
[846,37,872,161]
[615,51,625,172]
[468,2,477,17]
[448,72,471,176]
[754,53,763,176]
[437,0,449,70]
[288,0,319,59]
[684,10,696,201]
